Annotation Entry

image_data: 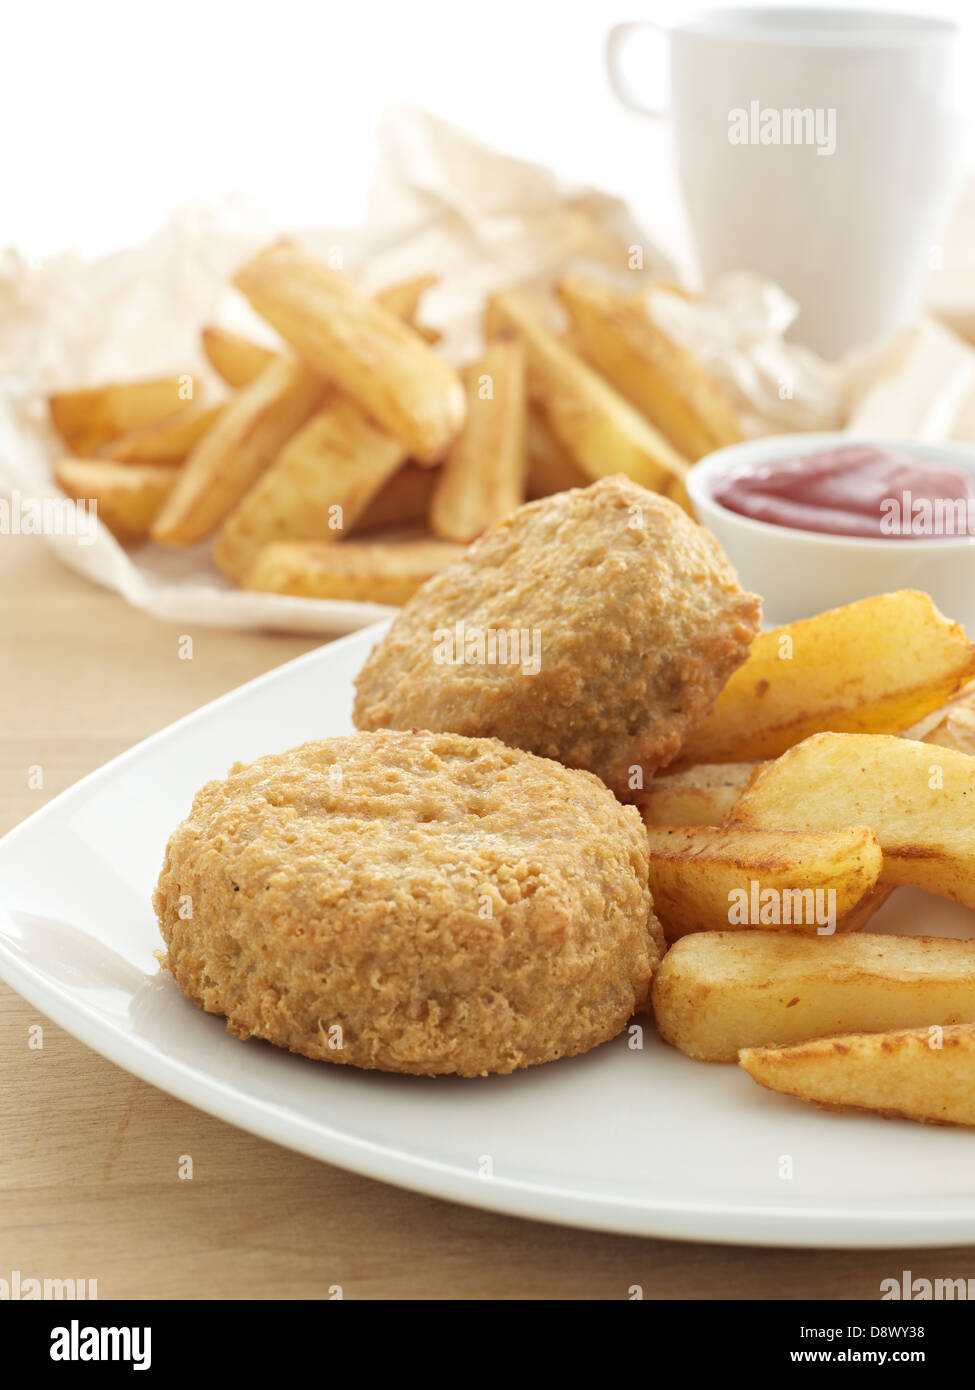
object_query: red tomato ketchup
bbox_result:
[711,444,975,540]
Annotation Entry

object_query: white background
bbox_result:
[2,0,973,262]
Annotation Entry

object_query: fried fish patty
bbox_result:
[353,476,761,797]
[154,729,661,1077]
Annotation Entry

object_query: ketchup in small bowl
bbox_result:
[686,433,975,629]
[711,444,975,541]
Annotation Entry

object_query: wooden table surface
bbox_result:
[3,531,974,1301]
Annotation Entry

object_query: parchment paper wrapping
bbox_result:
[2,108,973,635]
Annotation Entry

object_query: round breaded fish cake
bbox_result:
[353,476,761,798]
[154,729,661,1077]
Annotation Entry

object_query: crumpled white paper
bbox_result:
[2,107,974,635]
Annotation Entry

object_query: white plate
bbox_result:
[2,622,975,1250]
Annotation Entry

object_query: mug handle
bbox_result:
[606,20,668,117]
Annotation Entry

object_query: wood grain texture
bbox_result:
[2,533,974,1299]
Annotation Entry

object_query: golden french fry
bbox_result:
[373,274,438,323]
[524,406,589,498]
[49,378,195,454]
[234,243,465,463]
[430,338,525,542]
[645,824,883,942]
[203,278,436,392]
[486,289,691,510]
[653,931,975,1063]
[244,533,466,605]
[681,591,975,764]
[151,357,327,546]
[104,402,226,465]
[55,458,176,541]
[214,400,408,583]
[201,327,279,388]
[558,275,741,460]
[740,1025,975,1128]
[637,762,766,827]
[730,731,975,908]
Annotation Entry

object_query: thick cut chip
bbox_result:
[430,338,525,542]
[638,762,764,827]
[201,327,279,388]
[202,277,437,390]
[487,289,691,510]
[105,402,226,465]
[681,592,975,764]
[55,459,176,542]
[245,534,466,605]
[234,243,465,463]
[151,357,327,545]
[729,731,975,908]
[557,275,741,460]
[214,400,407,582]
[644,824,884,941]
[49,378,193,454]
[653,931,975,1063]
[740,1025,975,1127]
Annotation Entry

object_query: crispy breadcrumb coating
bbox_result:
[353,476,761,797]
[155,729,661,1077]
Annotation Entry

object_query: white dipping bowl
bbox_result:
[687,432,975,632]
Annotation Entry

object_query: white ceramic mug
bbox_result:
[608,7,964,359]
